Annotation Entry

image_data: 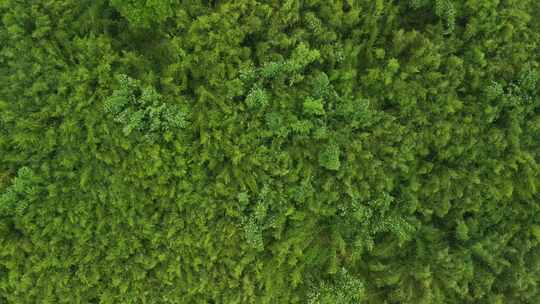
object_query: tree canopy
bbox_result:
[1,0,540,303]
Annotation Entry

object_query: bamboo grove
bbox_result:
[1,0,540,303]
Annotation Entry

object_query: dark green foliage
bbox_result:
[1,0,540,303]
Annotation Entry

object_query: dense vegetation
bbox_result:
[1,0,540,303]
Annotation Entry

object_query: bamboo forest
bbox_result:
[1,1,540,303]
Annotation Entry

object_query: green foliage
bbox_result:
[1,0,540,303]
[104,74,188,138]
[245,85,269,108]
[0,167,41,217]
[109,0,179,27]
[319,143,341,171]
[307,268,366,304]
[242,215,264,251]
[303,97,325,116]
[410,0,456,33]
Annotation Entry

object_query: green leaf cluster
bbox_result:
[104,74,188,138]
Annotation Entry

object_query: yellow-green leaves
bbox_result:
[303,97,325,116]
[2,0,540,303]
